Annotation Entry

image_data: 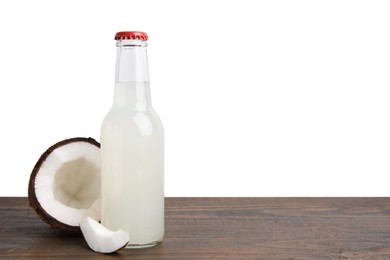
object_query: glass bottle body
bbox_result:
[101,38,164,248]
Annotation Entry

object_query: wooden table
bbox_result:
[1,197,390,259]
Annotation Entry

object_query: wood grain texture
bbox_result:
[1,197,390,259]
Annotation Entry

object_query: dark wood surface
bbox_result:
[1,197,390,259]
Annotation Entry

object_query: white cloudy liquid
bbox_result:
[101,82,164,248]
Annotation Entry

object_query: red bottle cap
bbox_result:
[115,31,148,41]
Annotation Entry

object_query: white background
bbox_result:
[1,0,390,196]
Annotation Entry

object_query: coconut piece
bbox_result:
[80,217,129,253]
[28,137,101,233]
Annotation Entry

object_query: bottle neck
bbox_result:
[115,40,149,82]
[113,40,151,110]
[113,82,151,110]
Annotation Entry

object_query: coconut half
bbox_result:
[28,137,101,233]
[80,217,129,253]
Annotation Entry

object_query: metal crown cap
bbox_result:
[115,31,148,41]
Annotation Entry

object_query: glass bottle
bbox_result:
[101,31,164,249]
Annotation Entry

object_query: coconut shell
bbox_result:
[28,137,100,233]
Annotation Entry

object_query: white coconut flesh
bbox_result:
[34,141,101,227]
[80,217,129,253]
